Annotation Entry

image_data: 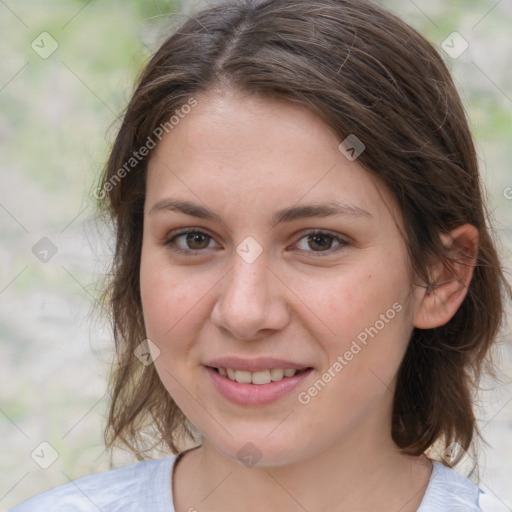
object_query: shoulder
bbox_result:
[417,461,484,512]
[9,455,177,512]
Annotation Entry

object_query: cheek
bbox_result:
[296,266,409,340]
[140,246,196,349]
[291,249,414,380]
[290,267,412,437]
[139,245,223,372]
[139,251,206,402]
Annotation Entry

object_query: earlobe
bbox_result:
[413,224,479,329]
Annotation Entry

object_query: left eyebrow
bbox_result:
[148,198,372,227]
[269,201,372,228]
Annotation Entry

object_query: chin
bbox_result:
[207,430,311,469]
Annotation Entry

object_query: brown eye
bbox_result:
[294,230,349,255]
[307,233,334,251]
[184,232,211,250]
[164,229,220,255]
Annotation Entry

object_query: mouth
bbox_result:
[207,366,313,385]
[205,365,315,406]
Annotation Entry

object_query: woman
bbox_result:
[11,0,509,510]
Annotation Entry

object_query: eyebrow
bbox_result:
[148,198,372,227]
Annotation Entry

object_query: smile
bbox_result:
[212,367,310,385]
[206,366,314,406]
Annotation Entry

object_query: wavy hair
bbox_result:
[93,0,510,463]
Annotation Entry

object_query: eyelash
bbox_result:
[162,228,350,257]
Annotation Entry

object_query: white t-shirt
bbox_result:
[10,450,484,511]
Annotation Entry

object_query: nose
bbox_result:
[210,252,291,340]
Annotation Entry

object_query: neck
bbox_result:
[173,416,432,512]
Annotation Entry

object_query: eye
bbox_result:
[163,228,349,257]
[292,230,349,256]
[163,229,220,255]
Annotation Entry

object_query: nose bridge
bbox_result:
[212,249,289,338]
[225,252,270,308]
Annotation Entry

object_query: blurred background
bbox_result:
[0,0,510,510]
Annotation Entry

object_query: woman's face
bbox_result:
[140,89,425,466]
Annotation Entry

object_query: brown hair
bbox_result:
[94,0,510,463]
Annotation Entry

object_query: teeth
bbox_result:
[270,368,285,381]
[217,367,302,385]
[252,370,272,385]
[234,370,252,384]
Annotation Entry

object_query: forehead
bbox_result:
[145,88,401,227]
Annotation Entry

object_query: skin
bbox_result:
[140,88,478,512]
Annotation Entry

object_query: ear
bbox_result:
[413,224,479,329]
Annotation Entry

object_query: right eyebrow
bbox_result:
[149,198,222,222]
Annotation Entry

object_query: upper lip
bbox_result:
[204,356,313,372]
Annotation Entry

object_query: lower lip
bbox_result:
[206,366,314,406]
